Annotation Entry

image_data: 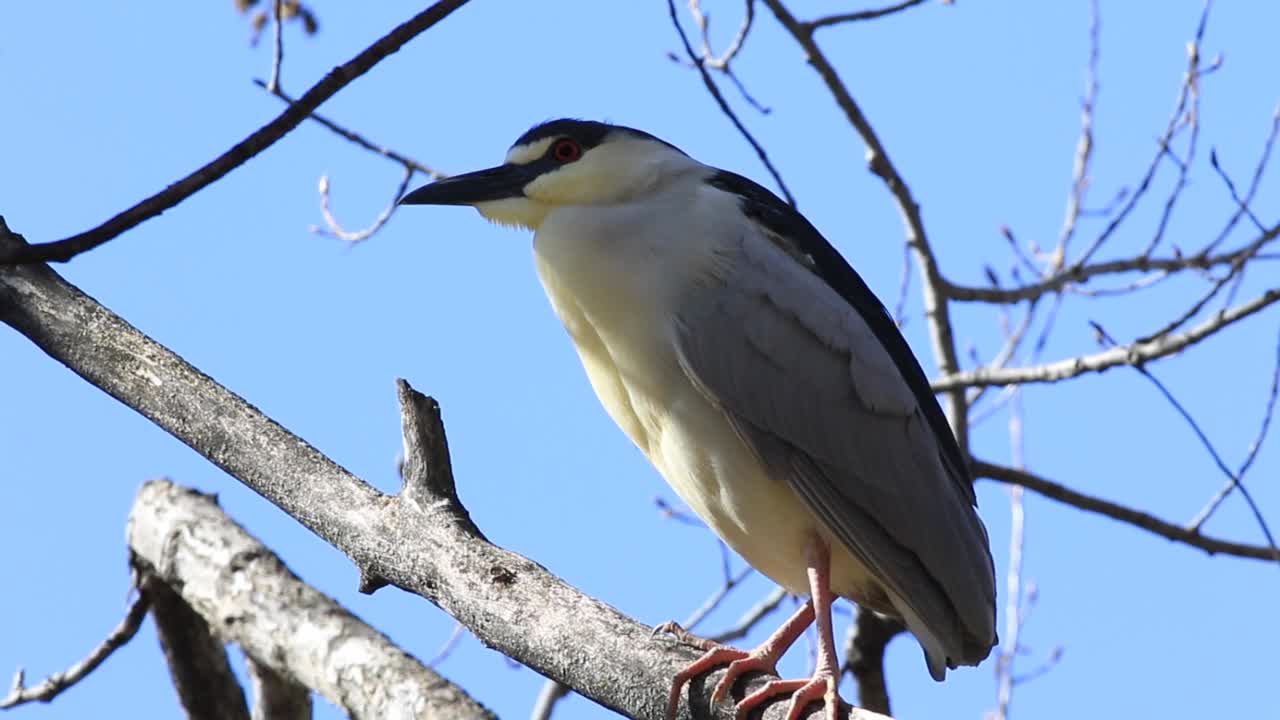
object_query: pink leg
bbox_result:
[663,600,816,720]
[733,537,848,720]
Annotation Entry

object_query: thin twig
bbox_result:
[1053,0,1100,267]
[1090,323,1280,559]
[1187,327,1280,530]
[254,79,446,179]
[530,680,572,720]
[268,0,285,92]
[709,586,790,644]
[426,621,467,667]
[1208,149,1267,234]
[893,241,912,327]
[973,459,1278,561]
[805,0,930,32]
[666,0,796,205]
[945,225,1280,303]
[311,166,415,244]
[0,595,151,708]
[933,288,1280,390]
[681,566,755,633]
[0,0,470,265]
[1203,103,1280,255]
[1073,0,1214,268]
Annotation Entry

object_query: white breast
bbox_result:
[529,185,844,596]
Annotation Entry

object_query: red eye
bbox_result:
[550,138,582,163]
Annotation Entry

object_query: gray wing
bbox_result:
[673,227,996,678]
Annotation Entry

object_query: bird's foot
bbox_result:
[664,644,762,720]
[652,620,719,652]
[735,665,844,720]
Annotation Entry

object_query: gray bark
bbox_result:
[144,574,251,720]
[1,216,889,719]
[128,480,493,720]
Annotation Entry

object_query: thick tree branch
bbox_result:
[974,459,1279,562]
[933,287,1280,390]
[0,0,470,265]
[0,595,150,709]
[246,658,313,720]
[129,480,494,720]
[143,575,252,720]
[0,217,888,719]
[841,609,904,716]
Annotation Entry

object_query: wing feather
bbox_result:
[674,221,996,675]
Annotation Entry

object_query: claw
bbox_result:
[665,645,752,720]
[653,620,719,652]
[734,669,843,720]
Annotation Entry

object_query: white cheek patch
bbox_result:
[505,138,554,166]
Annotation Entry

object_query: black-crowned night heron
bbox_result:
[400,119,997,720]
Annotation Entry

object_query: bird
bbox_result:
[400,119,997,720]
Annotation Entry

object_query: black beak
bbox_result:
[399,164,534,206]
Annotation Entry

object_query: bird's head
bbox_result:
[399,119,695,230]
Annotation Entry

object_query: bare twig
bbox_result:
[1189,327,1280,530]
[1089,323,1279,559]
[945,225,1280,303]
[311,166,415,244]
[1204,103,1280,255]
[666,0,796,205]
[689,0,755,70]
[841,609,904,716]
[973,459,1278,561]
[680,566,755,634]
[1053,0,1100,267]
[0,595,150,709]
[254,79,446,179]
[1074,1,1214,268]
[0,0,470,265]
[933,288,1280,390]
[761,0,969,450]
[530,680,572,720]
[991,389,1060,718]
[426,621,468,667]
[805,0,930,32]
[893,242,912,327]
[1208,149,1267,234]
[709,586,790,645]
[268,0,285,92]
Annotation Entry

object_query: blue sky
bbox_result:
[2,2,1277,719]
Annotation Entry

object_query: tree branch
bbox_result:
[933,287,1280,390]
[246,658,313,720]
[128,479,495,720]
[143,574,252,720]
[0,594,150,709]
[0,217,888,720]
[805,0,930,32]
[973,459,1279,562]
[666,0,796,206]
[841,609,904,716]
[943,225,1279,303]
[0,0,470,265]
